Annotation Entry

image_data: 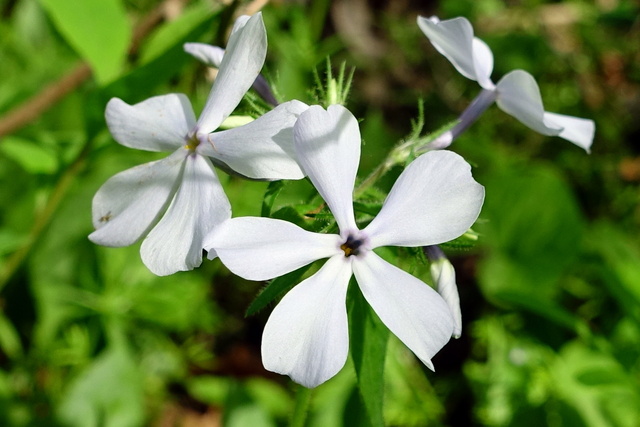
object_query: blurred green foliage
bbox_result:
[0,0,639,425]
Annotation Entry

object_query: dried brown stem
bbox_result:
[0,0,188,139]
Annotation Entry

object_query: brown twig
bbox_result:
[0,0,188,139]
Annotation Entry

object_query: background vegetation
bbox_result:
[0,0,639,425]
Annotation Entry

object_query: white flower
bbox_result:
[205,105,485,387]
[418,16,595,152]
[89,13,307,276]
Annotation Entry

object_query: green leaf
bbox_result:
[589,222,640,321]
[347,282,389,427]
[38,0,131,84]
[479,164,585,301]
[262,181,286,217]
[245,265,311,317]
[0,136,58,174]
[0,313,23,360]
[57,341,145,427]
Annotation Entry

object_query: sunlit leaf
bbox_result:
[38,0,131,84]
[0,136,57,174]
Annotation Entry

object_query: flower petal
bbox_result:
[105,94,195,152]
[417,16,494,88]
[205,217,341,281]
[543,112,595,152]
[364,150,484,248]
[352,252,454,370]
[472,38,495,90]
[495,70,563,136]
[140,155,231,276]
[294,105,360,232]
[430,258,462,338]
[262,255,352,388]
[89,149,186,247]
[198,100,308,180]
[183,42,225,68]
[196,13,267,133]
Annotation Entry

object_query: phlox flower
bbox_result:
[205,104,485,387]
[418,16,595,152]
[89,13,307,276]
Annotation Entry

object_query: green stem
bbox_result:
[354,140,413,199]
[290,385,313,427]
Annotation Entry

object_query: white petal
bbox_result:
[495,70,563,136]
[417,16,494,86]
[262,255,352,388]
[105,95,196,152]
[294,105,360,232]
[196,13,267,133]
[431,259,462,338]
[352,252,454,370]
[183,43,225,68]
[472,38,496,90]
[89,149,186,247]
[198,100,308,180]
[205,217,341,281]
[543,112,595,152]
[364,150,484,248]
[140,155,231,276]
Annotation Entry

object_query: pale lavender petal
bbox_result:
[472,38,495,90]
[262,255,352,388]
[352,252,454,370]
[105,94,195,152]
[543,112,595,152]
[184,42,225,68]
[364,150,484,248]
[198,100,308,180]
[293,105,360,232]
[495,70,563,136]
[205,217,341,280]
[431,259,462,338]
[140,155,231,276]
[196,13,266,133]
[89,149,186,247]
[418,16,494,87]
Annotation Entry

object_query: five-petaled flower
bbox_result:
[89,13,307,276]
[205,104,485,388]
[418,16,595,152]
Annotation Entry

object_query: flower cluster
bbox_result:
[89,12,594,387]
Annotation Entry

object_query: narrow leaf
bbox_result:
[245,265,311,317]
[347,282,389,427]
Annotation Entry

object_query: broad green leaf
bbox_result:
[245,264,311,317]
[0,136,57,174]
[478,164,585,304]
[347,282,389,427]
[57,342,145,427]
[38,0,131,84]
